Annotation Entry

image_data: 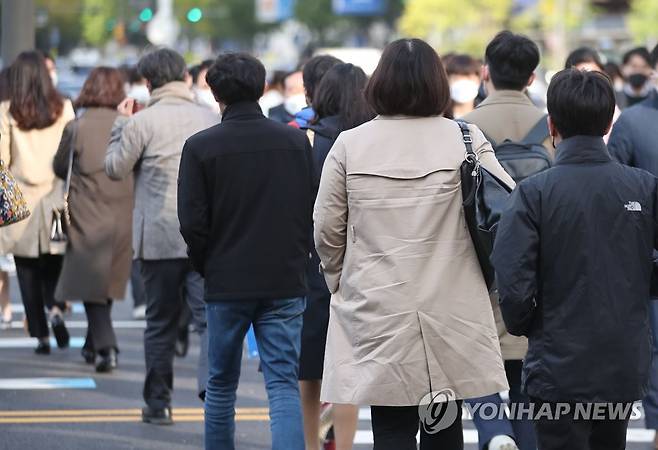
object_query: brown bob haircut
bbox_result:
[365,38,450,117]
[75,67,126,110]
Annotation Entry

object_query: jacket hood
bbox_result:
[148,81,195,107]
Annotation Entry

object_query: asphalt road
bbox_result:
[0,274,656,450]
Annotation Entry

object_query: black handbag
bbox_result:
[457,121,513,290]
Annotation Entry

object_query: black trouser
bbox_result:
[371,402,464,450]
[83,301,117,353]
[140,259,206,409]
[531,399,631,450]
[14,255,65,339]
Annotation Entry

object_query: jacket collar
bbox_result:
[148,81,195,107]
[221,101,264,122]
[476,90,535,108]
[555,135,612,166]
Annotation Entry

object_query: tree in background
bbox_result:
[628,0,658,45]
[35,0,83,55]
[399,0,513,55]
[174,0,276,48]
[399,0,591,69]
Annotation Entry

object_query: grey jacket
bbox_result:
[105,81,219,260]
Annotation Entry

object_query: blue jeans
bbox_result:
[643,300,658,429]
[204,297,306,450]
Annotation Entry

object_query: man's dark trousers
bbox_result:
[531,399,631,450]
[140,258,207,409]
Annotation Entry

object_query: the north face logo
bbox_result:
[624,201,642,212]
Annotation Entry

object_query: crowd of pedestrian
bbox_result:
[0,29,657,450]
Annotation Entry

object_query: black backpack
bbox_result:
[485,115,552,183]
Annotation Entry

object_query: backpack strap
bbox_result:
[523,115,550,145]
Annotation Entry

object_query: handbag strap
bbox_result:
[457,121,476,159]
[64,123,77,198]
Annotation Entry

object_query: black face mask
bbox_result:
[628,73,649,89]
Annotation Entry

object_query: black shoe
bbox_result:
[141,406,173,425]
[95,349,117,373]
[81,348,96,364]
[34,341,51,355]
[50,315,70,349]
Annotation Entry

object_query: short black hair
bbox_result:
[138,48,187,90]
[445,54,481,77]
[365,38,450,117]
[565,47,604,71]
[302,55,342,104]
[485,31,540,91]
[622,47,651,66]
[206,53,266,105]
[547,69,615,139]
[269,70,287,90]
[191,59,214,85]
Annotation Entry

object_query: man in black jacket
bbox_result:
[492,69,658,450]
[177,53,314,450]
[608,43,658,448]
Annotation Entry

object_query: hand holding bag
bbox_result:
[458,121,512,290]
[50,124,75,253]
[0,158,30,227]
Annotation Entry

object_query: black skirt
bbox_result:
[299,252,331,380]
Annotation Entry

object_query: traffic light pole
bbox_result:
[1,0,35,67]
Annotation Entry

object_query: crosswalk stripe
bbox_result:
[8,320,146,329]
[9,303,85,314]
[0,377,96,390]
[0,337,85,349]
[0,407,267,417]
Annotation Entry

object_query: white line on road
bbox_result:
[0,377,96,390]
[8,320,146,329]
[0,337,85,349]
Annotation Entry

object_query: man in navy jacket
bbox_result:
[492,69,658,450]
[608,43,658,448]
[177,53,314,450]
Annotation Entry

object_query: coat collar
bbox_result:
[476,90,535,108]
[646,89,658,110]
[221,101,264,122]
[148,81,195,106]
[555,135,612,166]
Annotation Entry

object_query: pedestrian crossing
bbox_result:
[1,301,657,447]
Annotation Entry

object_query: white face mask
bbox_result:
[195,88,220,112]
[284,93,307,116]
[450,79,480,104]
[127,84,151,105]
[49,70,58,87]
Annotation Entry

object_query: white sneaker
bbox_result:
[489,435,519,450]
[132,305,146,320]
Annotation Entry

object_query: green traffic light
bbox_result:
[187,7,203,23]
[139,7,153,22]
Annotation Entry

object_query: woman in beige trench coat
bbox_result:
[0,51,74,354]
[313,39,514,449]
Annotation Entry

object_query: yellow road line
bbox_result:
[0,407,268,417]
[0,414,270,424]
